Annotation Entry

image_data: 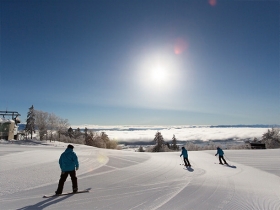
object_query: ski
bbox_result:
[43,190,90,198]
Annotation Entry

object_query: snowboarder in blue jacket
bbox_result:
[215,147,228,165]
[55,144,79,195]
[180,147,191,167]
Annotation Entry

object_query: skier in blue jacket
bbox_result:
[215,146,228,165]
[180,147,191,167]
[55,144,79,195]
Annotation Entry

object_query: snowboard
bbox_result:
[43,190,89,198]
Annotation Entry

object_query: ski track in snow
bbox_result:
[0,141,280,210]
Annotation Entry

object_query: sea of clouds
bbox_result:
[71,125,272,143]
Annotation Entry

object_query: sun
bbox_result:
[135,52,182,94]
[151,65,167,84]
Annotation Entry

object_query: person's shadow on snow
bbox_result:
[184,167,194,172]
[226,164,237,169]
[16,194,74,210]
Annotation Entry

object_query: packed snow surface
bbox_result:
[0,140,279,210]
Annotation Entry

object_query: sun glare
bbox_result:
[151,65,167,84]
[135,51,183,97]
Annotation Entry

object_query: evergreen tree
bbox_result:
[138,146,145,152]
[101,132,110,148]
[74,127,82,138]
[171,134,179,150]
[68,127,74,138]
[153,131,165,152]
[25,105,35,139]
[84,127,88,141]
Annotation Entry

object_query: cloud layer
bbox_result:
[72,125,269,142]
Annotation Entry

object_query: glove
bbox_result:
[76,167,79,171]
[215,154,217,156]
[61,171,65,174]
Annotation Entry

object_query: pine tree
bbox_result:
[171,134,179,150]
[153,131,165,152]
[101,132,110,148]
[25,105,35,139]
[74,127,82,139]
[84,127,88,141]
[138,146,145,152]
[68,127,74,138]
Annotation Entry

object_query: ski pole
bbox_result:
[181,156,185,166]
[216,154,219,163]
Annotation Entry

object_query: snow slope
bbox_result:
[0,140,279,210]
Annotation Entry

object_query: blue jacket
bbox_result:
[180,148,188,158]
[59,148,79,172]
[216,147,224,156]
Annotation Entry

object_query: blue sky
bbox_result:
[1,0,279,125]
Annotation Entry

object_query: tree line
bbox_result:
[24,105,119,149]
[24,105,279,151]
[144,131,179,152]
[146,128,280,152]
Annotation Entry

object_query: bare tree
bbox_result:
[34,110,48,140]
[48,113,58,142]
[57,118,69,141]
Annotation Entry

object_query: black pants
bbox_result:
[183,157,191,166]
[219,155,227,164]
[56,170,78,194]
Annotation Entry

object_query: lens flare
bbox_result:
[174,38,188,55]
[208,0,217,6]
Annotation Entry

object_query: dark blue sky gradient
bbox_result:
[1,0,279,125]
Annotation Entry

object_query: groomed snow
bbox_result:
[0,140,279,210]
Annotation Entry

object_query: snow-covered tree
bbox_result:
[261,128,280,148]
[25,105,35,139]
[48,113,58,142]
[34,110,48,140]
[101,132,110,148]
[57,118,69,141]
